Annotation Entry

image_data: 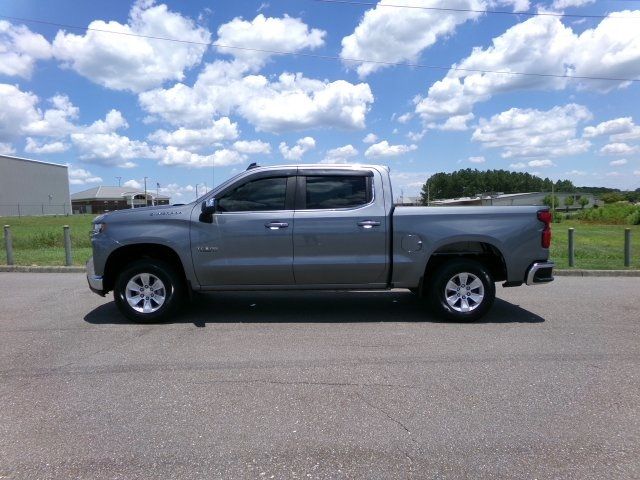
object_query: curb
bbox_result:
[1,266,640,277]
[0,265,86,273]
[554,269,640,277]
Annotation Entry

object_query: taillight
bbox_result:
[537,210,552,248]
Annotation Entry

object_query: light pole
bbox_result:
[116,176,122,187]
[144,177,148,207]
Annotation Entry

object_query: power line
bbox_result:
[310,0,639,20]
[1,13,639,84]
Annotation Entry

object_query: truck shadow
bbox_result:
[84,290,545,326]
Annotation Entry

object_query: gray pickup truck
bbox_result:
[87,164,554,322]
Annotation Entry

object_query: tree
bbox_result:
[563,195,575,212]
[601,192,625,204]
[543,194,560,210]
[578,196,589,209]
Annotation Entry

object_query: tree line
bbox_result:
[419,169,640,204]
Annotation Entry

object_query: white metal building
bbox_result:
[0,155,71,216]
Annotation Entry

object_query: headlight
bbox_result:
[91,223,106,236]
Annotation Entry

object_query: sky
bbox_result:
[1,0,640,203]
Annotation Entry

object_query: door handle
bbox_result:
[265,221,289,230]
[357,220,381,229]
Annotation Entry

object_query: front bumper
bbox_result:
[526,261,555,285]
[86,257,106,296]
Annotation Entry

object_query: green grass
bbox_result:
[1,215,639,270]
[1,215,94,266]
[550,221,639,269]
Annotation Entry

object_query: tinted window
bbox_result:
[217,177,287,212]
[305,176,370,209]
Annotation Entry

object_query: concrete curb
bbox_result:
[0,265,86,273]
[554,269,640,277]
[1,265,639,277]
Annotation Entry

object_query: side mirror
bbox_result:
[201,197,216,215]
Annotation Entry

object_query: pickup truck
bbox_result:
[87,164,554,322]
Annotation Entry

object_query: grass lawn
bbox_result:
[1,215,94,266]
[1,215,638,270]
[550,221,639,269]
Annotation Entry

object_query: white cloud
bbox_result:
[552,0,594,9]
[123,179,143,189]
[609,159,628,166]
[469,156,486,163]
[70,132,149,167]
[0,21,52,78]
[279,136,316,160]
[605,171,620,177]
[0,85,79,141]
[68,166,102,185]
[216,14,325,69]
[52,0,211,92]
[472,104,592,158]
[364,140,417,158]
[600,143,638,156]
[156,146,246,168]
[340,0,486,77]
[363,133,378,144]
[390,170,431,196]
[415,11,640,121]
[397,113,413,124]
[583,117,634,138]
[430,113,475,131]
[509,162,526,169]
[407,130,426,142]
[528,159,555,167]
[0,142,15,154]
[84,110,128,134]
[490,0,530,11]
[321,144,359,164]
[148,117,239,150]
[140,62,374,132]
[634,170,640,176]
[24,137,69,154]
[232,140,271,155]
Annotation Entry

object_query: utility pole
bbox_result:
[116,176,122,187]
[551,182,555,214]
[144,177,148,207]
[427,181,430,206]
[195,184,199,199]
[156,183,159,206]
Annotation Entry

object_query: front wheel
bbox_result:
[114,259,184,323]
[429,259,495,322]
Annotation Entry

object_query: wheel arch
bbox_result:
[103,243,187,293]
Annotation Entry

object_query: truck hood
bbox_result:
[94,203,195,224]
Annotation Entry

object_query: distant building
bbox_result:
[71,186,171,214]
[0,154,71,216]
[395,195,421,206]
[430,192,597,209]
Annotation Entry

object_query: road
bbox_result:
[0,273,638,479]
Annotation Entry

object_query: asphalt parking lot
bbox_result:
[0,273,638,479]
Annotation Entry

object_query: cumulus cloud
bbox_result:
[156,146,246,168]
[552,0,594,9]
[430,113,475,131]
[415,11,640,121]
[216,14,324,70]
[52,0,211,92]
[279,137,316,161]
[363,133,378,144]
[148,117,239,150]
[468,156,485,163]
[600,143,638,156]
[340,0,486,77]
[70,131,148,167]
[139,61,374,132]
[84,109,128,134]
[0,142,15,154]
[609,159,628,166]
[24,137,69,154]
[321,144,359,164]
[528,159,555,167]
[232,140,271,155]
[123,179,143,189]
[0,21,52,78]
[68,166,102,185]
[364,140,417,158]
[472,104,592,158]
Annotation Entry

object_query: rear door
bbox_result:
[292,170,388,285]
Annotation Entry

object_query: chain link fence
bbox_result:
[0,204,71,217]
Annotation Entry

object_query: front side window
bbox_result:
[217,177,287,212]
[305,176,370,209]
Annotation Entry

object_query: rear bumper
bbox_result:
[526,261,555,285]
[86,257,106,296]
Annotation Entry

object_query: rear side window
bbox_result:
[305,176,370,209]
[217,177,287,212]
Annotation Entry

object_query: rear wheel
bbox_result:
[114,259,184,323]
[429,259,495,322]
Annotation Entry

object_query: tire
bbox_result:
[428,259,495,322]
[114,259,185,323]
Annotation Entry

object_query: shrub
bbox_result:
[627,209,640,225]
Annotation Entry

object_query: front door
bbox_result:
[191,176,295,286]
